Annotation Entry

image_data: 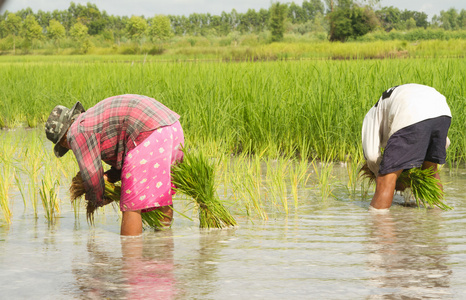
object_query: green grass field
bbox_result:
[1,53,466,224]
[1,56,465,165]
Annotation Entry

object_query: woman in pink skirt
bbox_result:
[45,94,184,236]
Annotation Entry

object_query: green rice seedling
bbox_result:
[0,165,13,224]
[312,159,335,201]
[288,155,312,210]
[216,152,231,200]
[171,149,237,228]
[72,194,82,220]
[39,179,60,224]
[0,132,19,223]
[39,156,63,223]
[229,153,267,220]
[359,162,451,210]
[140,209,169,230]
[398,168,451,210]
[345,156,364,196]
[19,137,45,218]
[13,173,28,209]
[265,156,291,214]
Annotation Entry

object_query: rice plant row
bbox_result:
[1,57,465,165]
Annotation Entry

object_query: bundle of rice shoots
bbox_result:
[359,162,451,210]
[171,150,237,229]
[70,172,166,229]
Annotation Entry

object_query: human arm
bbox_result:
[70,133,106,207]
[362,106,383,175]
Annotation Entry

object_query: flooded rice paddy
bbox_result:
[1,129,466,299]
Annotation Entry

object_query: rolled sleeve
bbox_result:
[71,133,105,206]
[362,107,382,175]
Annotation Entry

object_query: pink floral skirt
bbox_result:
[120,121,184,212]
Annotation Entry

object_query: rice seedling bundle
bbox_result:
[359,162,451,210]
[70,149,237,229]
[170,150,237,229]
[70,172,166,229]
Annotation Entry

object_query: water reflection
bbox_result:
[366,209,452,298]
[71,231,179,299]
[72,235,127,299]
[121,231,178,299]
[175,228,237,299]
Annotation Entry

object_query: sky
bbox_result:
[1,0,465,20]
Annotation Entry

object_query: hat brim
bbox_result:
[53,101,85,158]
[54,143,70,158]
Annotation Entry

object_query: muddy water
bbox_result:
[1,131,466,299]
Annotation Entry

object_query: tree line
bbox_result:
[1,1,466,52]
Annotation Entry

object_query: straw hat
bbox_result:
[45,101,85,157]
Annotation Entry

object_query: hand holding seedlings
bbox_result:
[361,84,452,210]
[46,95,184,236]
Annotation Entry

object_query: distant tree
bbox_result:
[4,13,21,53]
[208,14,222,35]
[439,8,459,30]
[327,0,379,42]
[328,7,352,41]
[16,7,34,19]
[413,11,428,28]
[107,15,127,45]
[216,11,230,35]
[70,22,93,53]
[126,15,147,43]
[288,2,305,24]
[69,21,88,41]
[187,13,203,35]
[47,19,66,48]
[302,0,325,21]
[168,15,184,35]
[459,9,466,29]
[269,2,287,42]
[405,17,416,30]
[148,15,173,41]
[257,8,270,32]
[67,2,106,35]
[0,20,5,38]
[230,9,240,30]
[239,9,260,33]
[351,5,379,37]
[21,14,43,48]
[51,9,73,31]
[376,6,401,31]
[36,10,52,29]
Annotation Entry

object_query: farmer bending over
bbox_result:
[362,84,451,210]
[45,95,184,235]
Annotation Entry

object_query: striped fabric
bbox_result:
[68,94,180,207]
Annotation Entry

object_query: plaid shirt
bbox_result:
[68,94,180,207]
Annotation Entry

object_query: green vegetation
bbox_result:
[69,149,237,229]
[0,56,465,166]
[400,168,451,210]
[360,163,451,210]
[1,1,466,55]
[171,149,237,229]
[69,171,168,229]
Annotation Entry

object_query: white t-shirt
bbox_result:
[362,84,451,175]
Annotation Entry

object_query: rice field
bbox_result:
[2,54,466,299]
[1,56,465,225]
[0,56,465,163]
[0,128,359,225]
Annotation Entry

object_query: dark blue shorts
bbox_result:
[379,116,451,175]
